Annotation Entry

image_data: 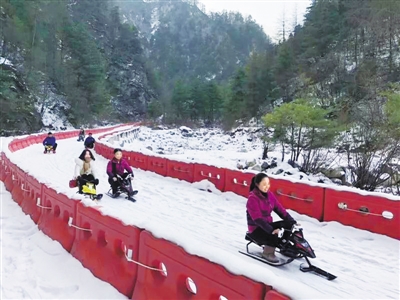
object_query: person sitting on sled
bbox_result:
[77,128,85,142]
[74,149,99,194]
[43,132,58,153]
[246,172,297,263]
[106,148,133,197]
[84,133,95,149]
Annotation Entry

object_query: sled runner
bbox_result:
[239,225,337,281]
[106,173,138,202]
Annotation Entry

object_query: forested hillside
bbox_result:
[1,0,399,193]
[0,0,268,133]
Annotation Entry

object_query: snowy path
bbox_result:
[0,182,126,299]
[5,135,400,299]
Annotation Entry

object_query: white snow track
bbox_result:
[4,134,400,299]
[0,182,125,299]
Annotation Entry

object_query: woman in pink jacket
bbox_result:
[106,148,133,197]
[246,172,297,263]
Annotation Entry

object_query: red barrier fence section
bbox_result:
[224,169,254,198]
[104,146,114,160]
[127,152,148,171]
[132,230,267,300]
[166,159,194,183]
[4,161,17,193]
[10,165,27,205]
[0,153,5,181]
[269,178,325,221]
[37,186,78,251]
[71,203,141,297]
[193,163,226,192]
[21,174,43,223]
[95,143,104,157]
[324,189,400,239]
[147,156,167,176]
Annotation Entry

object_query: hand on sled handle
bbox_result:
[272,229,280,235]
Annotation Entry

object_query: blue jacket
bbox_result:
[43,136,56,146]
[84,136,95,146]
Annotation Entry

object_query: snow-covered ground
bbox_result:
[0,56,12,65]
[103,126,346,184]
[2,132,400,299]
[0,182,126,299]
[106,126,400,195]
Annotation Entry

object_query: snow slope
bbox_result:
[3,133,400,299]
[108,126,400,196]
[0,182,126,299]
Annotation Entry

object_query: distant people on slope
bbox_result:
[77,128,85,142]
[43,132,58,154]
[84,133,95,149]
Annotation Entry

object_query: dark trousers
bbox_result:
[78,174,95,193]
[250,220,294,247]
[108,173,129,193]
[44,143,58,151]
[85,142,94,149]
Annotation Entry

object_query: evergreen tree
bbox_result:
[223,68,247,128]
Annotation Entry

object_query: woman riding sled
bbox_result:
[246,172,297,263]
[106,148,134,197]
[74,149,99,194]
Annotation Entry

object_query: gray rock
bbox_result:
[261,162,270,171]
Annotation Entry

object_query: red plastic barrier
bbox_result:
[71,203,141,297]
[9,141,19,152]
[127,152,148,170]
[193,163,226,192]
[2,155,11,174]
[132,230,267,300]
[37,186,78,251]
[166,160,194,183]
[324,189,400,239]
[268,178,325,221]
[265,290,291,300]
[21,139,28,148]
[101,145,113,160]
[224,169,254,198]
[0,153,7,181]
[34,135,44,144]
[94,143,102,155]
[10,165,27,205]
[15,140,23,150]
[21,174,43,223]
[4,163,17,193]
[147,156,167,176]
[26,137,34,146]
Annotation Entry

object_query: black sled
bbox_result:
[106,173,138,202]
[239,225,337,281]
